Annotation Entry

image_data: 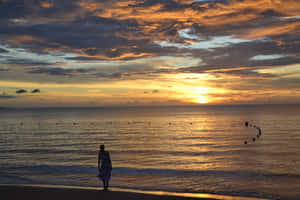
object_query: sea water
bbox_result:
[0,105,300,199]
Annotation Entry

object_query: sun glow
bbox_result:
[195,96,208,104]
[184,88,210,104]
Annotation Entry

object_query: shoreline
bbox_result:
[0,184,271,200]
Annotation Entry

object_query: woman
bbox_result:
[98,144,112,190]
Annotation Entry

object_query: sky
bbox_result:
[0,0,300,107]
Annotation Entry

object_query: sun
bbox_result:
[194,96,208,104]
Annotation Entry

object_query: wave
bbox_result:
[0,149,98,155]
[2,164,300,180]
[0,148,255,157]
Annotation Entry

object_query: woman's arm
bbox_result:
[108,152,112,170]
[98,152,101,170]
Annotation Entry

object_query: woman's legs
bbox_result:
[102,180,106,190]
[102,180,109,190]
[105,180,109,189]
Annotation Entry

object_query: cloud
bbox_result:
[0,92,16,99]
[155,34,267,51]
[65,56,104,61]
[250,54,291,61]
[16,89,27,94]
[28,67,68,76]
[241,21,300,39]
[3,58,56,66]
[1,0,299,68]
[0,48,9,53]
[28,67,95,76]
[280,16,300,20]
[0,0,300,106]
[31,89,40,93]
[95,72,123,79]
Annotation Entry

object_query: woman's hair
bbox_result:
[100,144,105,150]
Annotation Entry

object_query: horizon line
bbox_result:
[1,103,300,110]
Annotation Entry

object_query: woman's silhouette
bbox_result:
[98,144,112,190]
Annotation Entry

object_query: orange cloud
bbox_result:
[79,0,300,28]
[73,50,153,60]
[40,1,53,8]
[6,35,44,45]
[241,21,300,39]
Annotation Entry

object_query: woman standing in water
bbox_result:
[98,144,112,190]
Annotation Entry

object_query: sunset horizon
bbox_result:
[1,1,300,198]
[1,0,300,107]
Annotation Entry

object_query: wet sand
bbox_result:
[0,185,215,200]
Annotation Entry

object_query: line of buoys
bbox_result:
[166,122,194,126]
[244,121,262,144]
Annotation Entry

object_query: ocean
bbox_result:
[0,105,299,200]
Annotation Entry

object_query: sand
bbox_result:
[0,185,215,200]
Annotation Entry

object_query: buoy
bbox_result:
[245,121,249,127]
[258,128,262,135]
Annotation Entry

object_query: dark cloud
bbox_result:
[0,0,81,21]
[95,72,123,79]
[143,90,161,94]
[2,58,57,66]
[31,89,40,93]
[0,17,161,60]
[28,67,95,76]
[65,56,103,61]
[29,67,69,76]
[16,89,27,94]
[0,0,29,20]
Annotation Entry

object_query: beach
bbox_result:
[1,185,216,200]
